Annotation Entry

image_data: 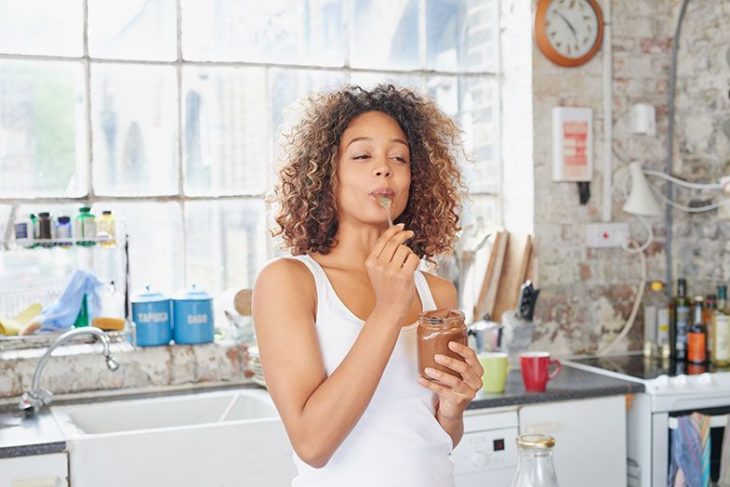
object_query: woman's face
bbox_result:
[335,111,411,227]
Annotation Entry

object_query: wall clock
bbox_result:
[534,0,604,67]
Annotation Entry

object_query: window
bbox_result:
[0,0,500,298]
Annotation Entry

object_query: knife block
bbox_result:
[500,310,536,367]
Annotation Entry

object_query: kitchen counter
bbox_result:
[468,363,644,409]
[1,365,643,459]
[0,411,65,458]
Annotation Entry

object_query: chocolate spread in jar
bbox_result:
[417,308,468,380]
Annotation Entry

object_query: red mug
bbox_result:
[520,352,561,392]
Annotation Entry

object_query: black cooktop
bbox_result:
[569,354,730,380]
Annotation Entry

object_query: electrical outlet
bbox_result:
[585,222,629,248]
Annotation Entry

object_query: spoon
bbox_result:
[376,196,393,227]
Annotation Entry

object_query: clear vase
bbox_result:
[511,434,560,487]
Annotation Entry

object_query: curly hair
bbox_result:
[272,84,465,260]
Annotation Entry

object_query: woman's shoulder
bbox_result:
[253,256,317,311]
[421,270,457,309]
[256,255,314,285]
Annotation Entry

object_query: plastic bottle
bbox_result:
[14,215,33,247]
[511,434,560,487]
[96,210,116,248]
[74,207,96,247]
[55,215,73,247]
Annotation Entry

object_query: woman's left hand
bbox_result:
[417,341,484,419]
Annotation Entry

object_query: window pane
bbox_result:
[0,60,87,197]
[181,0,344,66]
[427,0,498,72]
[91,63,178,196]
[349,72,424,93]
[92,201,184,295]
[184,200,267,296]
[427,75,458,117]
[270,68,347,155]
[182,66,268,196]
[459,77,498,193]
[350,0,421,70]
[0,0,83,56]
[88,0,177,61]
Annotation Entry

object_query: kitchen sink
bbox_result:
[52,388,278,435]
[51,388,296,487]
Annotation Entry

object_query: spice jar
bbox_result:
[417,308,467,379]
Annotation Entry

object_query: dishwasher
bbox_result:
[452,408,519,486]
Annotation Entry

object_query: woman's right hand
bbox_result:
[365,223,420,324]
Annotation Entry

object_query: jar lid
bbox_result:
[131,285,169,303]
[173,283,212,301]
[516,434,555,449]
[79,207,91,213]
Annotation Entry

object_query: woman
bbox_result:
[253,84,483,486]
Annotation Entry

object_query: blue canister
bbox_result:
[131,285,172,347]
[172,284,214,345]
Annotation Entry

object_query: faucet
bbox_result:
[19,327,121,417]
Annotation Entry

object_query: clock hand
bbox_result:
[556,11,580,46]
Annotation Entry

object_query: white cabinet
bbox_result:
[0,453,68,487]
[519,396,626,487]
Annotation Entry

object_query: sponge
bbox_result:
[92,316,126,331]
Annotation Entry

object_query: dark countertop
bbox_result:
[467,363,644,409]
[0,366,643,459]
[0,411,66,458]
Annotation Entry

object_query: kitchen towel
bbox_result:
[718,416,730,486]
[669,412,711,487]
[38,270,101,332]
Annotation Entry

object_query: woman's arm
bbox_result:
[253,225,419,468]
[422,273,483,449]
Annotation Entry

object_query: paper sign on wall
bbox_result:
[552,107,593,182]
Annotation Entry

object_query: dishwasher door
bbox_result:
[452,409,519,487]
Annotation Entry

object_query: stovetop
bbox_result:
[567,354,730,382]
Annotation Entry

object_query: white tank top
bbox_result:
[286,254,455,487]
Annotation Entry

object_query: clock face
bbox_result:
[543,0,600,60]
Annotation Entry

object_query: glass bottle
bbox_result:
[644,281,670,358]
[714,285,730,367]
[511,434,560,487]
[687,297,707,365]
[705,294,717,362]
[672,278,690,361]
[417,308,467,379]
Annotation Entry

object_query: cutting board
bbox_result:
[492,234,533,322]
[473,231,508,322]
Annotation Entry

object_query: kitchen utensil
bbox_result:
[376,196,393,227]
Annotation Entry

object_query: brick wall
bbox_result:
[508,0,728,356]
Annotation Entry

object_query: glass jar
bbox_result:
[511,434,560,487]
[417,308,467,379]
